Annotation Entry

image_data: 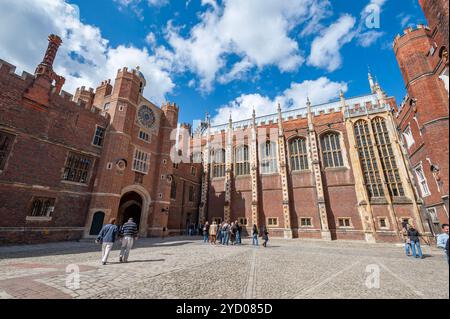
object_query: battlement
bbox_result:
[393,24,431,47]
[0,59,35,82]
[162,101,179,111]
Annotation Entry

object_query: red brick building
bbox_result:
[0,35,201,244]
[196,83,428,242]
[393,0,449,235]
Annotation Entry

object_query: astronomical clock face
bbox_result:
[137,105,155,129]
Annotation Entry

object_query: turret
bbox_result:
[93,80,112,109]
[74,86,95,109]
[162,101,179,128]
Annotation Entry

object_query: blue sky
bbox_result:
[0,0,425,126]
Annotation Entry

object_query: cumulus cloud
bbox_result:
[0,0,174,104]
[166,0,331,92]
[307,15,356,72]
[211,77,347,125]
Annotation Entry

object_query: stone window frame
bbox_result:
[0,130,16,173]
[62,152,93,185]
[353,119,385,199]
[287,136,310,172]
[138,130,150,143]
[26,196,56,221]
[377,216,390,230]
[371,116,405,198]
[300,217,313,228]
[211,148,226,179]
[267,217,279,227]
[337,217,353,229]
[92,125,106,147]
[414,162,431,197]
[234,145,250,177]
[402,124,415,149]
[318,130,346,169]
[132,148,150,175]
[259,141,279,175]
[191,166,197,177]
[426,207,439,224]
[238,217,248,226]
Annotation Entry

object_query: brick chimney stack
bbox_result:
[35,34,63,78]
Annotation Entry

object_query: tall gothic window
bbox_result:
[0,131,15,171]
[170,178,177,199]
[235,145,250,176]
[289,137,309,171]
[354,120,385,198]
[320,132,344,168]
[260,141,278,174]
[372,117,405,197]
[63,153,92,184]
[212,149,225,178]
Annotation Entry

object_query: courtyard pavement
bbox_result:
[0,237,448,299]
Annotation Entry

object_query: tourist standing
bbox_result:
[221,221,229,245]
[252,224,259,246]
[235,220,242,245]
[217,221,223,243]
[119,217,138,263]
[209,221,218,245]
[407,224,423,259]
[203,222,210,243]
[437,224,449,262]
[402,223,411,257]
[96,218,119,265]
[230,222,236,245]
[261,226,269,247]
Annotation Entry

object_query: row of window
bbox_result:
[210,132,345,178]
[92,126,151,147]
[208,217,391,229]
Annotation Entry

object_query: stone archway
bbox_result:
[120,185,151,237]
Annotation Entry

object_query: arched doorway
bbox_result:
[118,192,143,230]
[89,211,105,235]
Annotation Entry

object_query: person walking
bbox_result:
[437,224,449,262]
[119,217,138,263]
[407,224,423,259]
[209,221,218,245]
[203,221,210,243]
[402,222,412,257]
[261,226,269,247]
[252,224,259,246]
[96,218,119,265]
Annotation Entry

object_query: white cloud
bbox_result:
[307,15,356,72]
[211,77,347,125]
[397,13,413,28]
[166,0,331,92]
[145,32,156,46]
[357,30,384,47]
[0,0,174,104]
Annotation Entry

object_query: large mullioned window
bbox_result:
[260,141,278,174]
[372,117,405,197]
[354,120,384,198]
[63,153,93,184]
[235,145,250,176]
[0,131,15,171]
[212,149,226,178]
[320,133,344,168]
[289,137,309,171]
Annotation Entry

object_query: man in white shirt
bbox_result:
[436,224,449,262]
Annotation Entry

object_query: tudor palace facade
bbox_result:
[0,0,448,245]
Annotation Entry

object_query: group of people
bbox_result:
[201,221,270,247]
[96,217,139,265]
[402,221,449,264]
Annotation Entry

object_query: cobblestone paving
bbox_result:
[0,237,448,299]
